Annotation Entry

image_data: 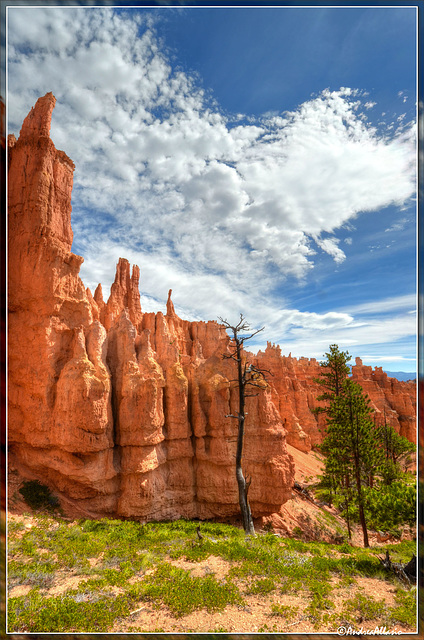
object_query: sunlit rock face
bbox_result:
[7,94,295,520]
[8,95,416,520]
[254,348,416,452]
[8,93,118,515]
[350,357,416,444]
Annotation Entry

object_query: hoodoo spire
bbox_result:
[19,92,56,139]
[166,289,176,317]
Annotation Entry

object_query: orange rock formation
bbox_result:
[8,95,295,519]
[254,346,416,452]
[7,95,416,521]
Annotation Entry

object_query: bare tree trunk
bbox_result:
[219,315,267,537]
[344,475,352,540]
[349,400,369,548]
[235,335,255,536]
[353,444,369,547]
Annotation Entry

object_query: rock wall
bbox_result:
[8,94,294,520]
[254,346,416,452]
[8,95,416,520]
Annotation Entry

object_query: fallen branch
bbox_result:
[293,481,316,504]
[129,606,146,616]
[378,550,416,586]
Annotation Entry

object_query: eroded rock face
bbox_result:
[7,95,295,520]
[255,345,416,452]
[8,94,117,515]
[8,95,416,521]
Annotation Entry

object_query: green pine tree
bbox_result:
[313,344,351,415]
[322,378,381,547]
[375,417,415,485]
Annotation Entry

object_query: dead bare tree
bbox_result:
[378,550,417,586]
[219,314,269,536]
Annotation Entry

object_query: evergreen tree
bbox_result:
[313,344,351,415]
[314,344,352,507]
[321,378,381,547]
[375,418,415,485]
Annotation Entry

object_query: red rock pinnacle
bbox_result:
[103,258,143,330]
[166,289,176,317]
[19,92,56,139]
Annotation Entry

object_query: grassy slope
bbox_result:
[7,513,417,634]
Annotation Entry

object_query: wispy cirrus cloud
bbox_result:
[341,294,416,316]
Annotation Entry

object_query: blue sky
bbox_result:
[7,2,418,372]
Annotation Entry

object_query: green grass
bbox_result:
[7,514,417,633]
[270,602,299,618]
[137,562,244,617]
[8,558,58,589]
[388,587,417,626]
[245,577,277,595]
[8,588,137,633]
[343,592,387,621]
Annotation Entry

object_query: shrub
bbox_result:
[343,593,386,620]
[388,587,416,626]
[363,482,416,530]
[245,577,276,595]
[18,481,59,512]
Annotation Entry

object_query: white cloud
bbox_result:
[7,6,417,364]
[384,217,409,233]
[313,236,346,263]
[341,294,416,316]
[361,355,415,364]
[263,311,416,364]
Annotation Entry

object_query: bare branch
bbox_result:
[247,363,273,378]
[218,315,249,333]
[225,414,240,419]
[217,316,230,327]
[238,326,265,343]
[222,353,239,362]
[246,380,268,389]
[218,316,265,344]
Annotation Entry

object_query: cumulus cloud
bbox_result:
[7,6,417,363]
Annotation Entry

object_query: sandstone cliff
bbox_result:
[7,95,416,521]
[8,94,294,520]
[254,346,416,452]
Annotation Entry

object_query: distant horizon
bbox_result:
[7,3,417,374]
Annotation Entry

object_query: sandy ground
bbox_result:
[7,447,417,634]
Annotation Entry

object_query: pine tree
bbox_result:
[313,344,351,415]
[375,417,415,485]
[322,378,381,547]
